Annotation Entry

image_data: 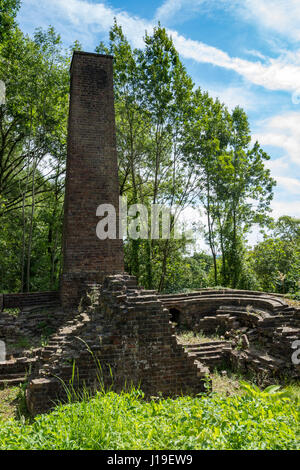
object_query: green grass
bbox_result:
[176,330,223,345]
[0,387,20,421]
[2,308,20,317]
[283,383,300,403]
[0,387,299,450]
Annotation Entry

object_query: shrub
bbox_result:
[0,388,299,450]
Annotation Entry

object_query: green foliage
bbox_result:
[183,100,275,288]
[0,0,20,41]
[0,13,68,292]
[2,307,20,316]
[239,381,292,401]
[0,388,298,450]
[0,14,292,296]
[251,217,300,294]
[160,251,212,293]
[99,21,201,291]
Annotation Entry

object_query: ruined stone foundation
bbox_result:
[26,275,208,415]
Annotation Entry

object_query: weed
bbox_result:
[0,384,298,450]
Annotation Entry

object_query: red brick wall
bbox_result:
[61,52,124,308]
[26,275,208,415]
[2,291,59,309]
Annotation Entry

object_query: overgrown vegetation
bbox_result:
[176,330,223,345]
[0,385,298,450]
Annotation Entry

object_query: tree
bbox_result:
[96,21,152,283]
[274,215,300,243]
[0,0,20,41]
[182,90,232,284]
[221,107,275,287]
[0,19,69,291]
[0,27,68,216]
[183,100,276,288]
[252,216,300,293]
[97,22,199,291]
[0,14,279,295]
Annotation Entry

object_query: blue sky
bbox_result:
[17,0,300,234]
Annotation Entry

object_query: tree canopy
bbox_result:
[0,8,298,298]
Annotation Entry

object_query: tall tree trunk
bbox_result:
[21,110,33,292]
[206,174,217,285]
[26,153,37,292]
[158,240,170,292]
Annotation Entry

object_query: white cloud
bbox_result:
[206,85,257,111]
[19,0,300,94]
[56,0,152,48]
[155,0,188,22]
[155,0,207,24]
[271,200,300,219]
[171,30,300,93]
[244,50,267,61]
[264,156,289,175]
[156,0,300,43]
[153,0,300,95]
[20,0,152,48]
[238,0,300,43]
[275,176,300,195]
[254,112,300,166]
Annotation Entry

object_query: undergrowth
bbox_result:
[0,384,299,450]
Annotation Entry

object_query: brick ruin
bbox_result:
[0,52,299,414]
[26,275,208,415]
[161,290,300,383]
[60,52,124,309]
[13,51,207,415]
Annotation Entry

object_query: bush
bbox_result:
[0,388,299,450]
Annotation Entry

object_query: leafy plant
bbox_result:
[0,386,298,450]
[239,381,291,400]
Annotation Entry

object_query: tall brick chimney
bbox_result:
[60,52,124,308]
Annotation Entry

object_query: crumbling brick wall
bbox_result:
[25,53,208,414]
[2,291,59,310]
[26,275,208,415]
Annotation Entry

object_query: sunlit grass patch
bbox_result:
[176,330,223,345]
